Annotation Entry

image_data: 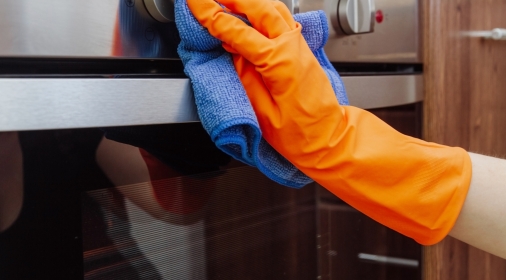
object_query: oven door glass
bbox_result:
[0,106,421,280]
[0,124,318,279]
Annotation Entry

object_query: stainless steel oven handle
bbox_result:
[0,75,423,131]
[345,75,423,109]
[0,78,200,132]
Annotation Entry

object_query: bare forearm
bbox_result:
[449,152,506,259]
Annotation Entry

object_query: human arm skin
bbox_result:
[449,152,506,259]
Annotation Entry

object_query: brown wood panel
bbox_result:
[205,166,318,280]
[423,0,506,279]
[318,200,421,280]
[423,0,472,147]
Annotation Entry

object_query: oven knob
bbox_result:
[278,0,299,14]
[331,0,375,35]
[144,0,174,22]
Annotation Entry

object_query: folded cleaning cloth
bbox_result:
[175,0,349,188]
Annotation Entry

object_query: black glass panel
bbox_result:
[0,104,422,279]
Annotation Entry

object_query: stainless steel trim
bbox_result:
[0,79,199,132]
[345,75,423,109]
[0,0,179,59]
[369,0,376,33]
[0,75,422,131]
[0,0,118,58]
[0,0,420,62]
[294,0,301,13]
[358,253,419,268]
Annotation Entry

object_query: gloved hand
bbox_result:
[187,0,472,245]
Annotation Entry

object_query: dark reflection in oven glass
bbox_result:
[0,129,107,279]
[0,105,424,279]
[84,123,318,279]
[0,132,23,234]
[113,0,180,58]
[83,161,318,279]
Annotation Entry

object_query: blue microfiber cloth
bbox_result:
[175,0,349,188]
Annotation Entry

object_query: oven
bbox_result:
[0,0,423,279]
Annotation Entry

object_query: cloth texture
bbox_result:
[175,0,348,188]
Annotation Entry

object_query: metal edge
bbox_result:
[369,0,376,32]
[0,75,423,131]
[338,0,352,35]
[342,75,424,109]
[293,0,300,14]
[0,78,199,132]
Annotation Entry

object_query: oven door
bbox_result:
[0,0,423,279]
[0,76,422,280]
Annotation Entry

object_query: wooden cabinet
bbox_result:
[317,189,422,280]
[423,0,506,279]
[204,171,318,280]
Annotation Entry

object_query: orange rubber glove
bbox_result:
[186,0,472,245]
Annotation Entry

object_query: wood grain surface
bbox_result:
[423,0,506,279]
[205,167,318,280]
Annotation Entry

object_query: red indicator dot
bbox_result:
[375,10,384,23]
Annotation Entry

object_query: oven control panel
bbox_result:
[332,0,375,35]
[0,0,419,63]
[296,0,421,63]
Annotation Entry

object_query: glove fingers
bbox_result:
[216,0,292,38]
[187,0,275,63]
[225,44,276,119]
[221,42,238,54]
[271,1,297,30]
[232,54,278,122]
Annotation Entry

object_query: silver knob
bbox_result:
[278,0,299,14]
[144,0,174,22]
[331,0,375,35]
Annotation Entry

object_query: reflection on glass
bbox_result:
[0,132,23,233]
[112,0,180,58]
[0,125,319,279]
[86,122,319,279]
[86,140,319,279]
[88,137,213,279]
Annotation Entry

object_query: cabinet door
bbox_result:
[317,189,422,280]
[424,0,506,279]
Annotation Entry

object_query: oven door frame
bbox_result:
[0,75,423,132]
